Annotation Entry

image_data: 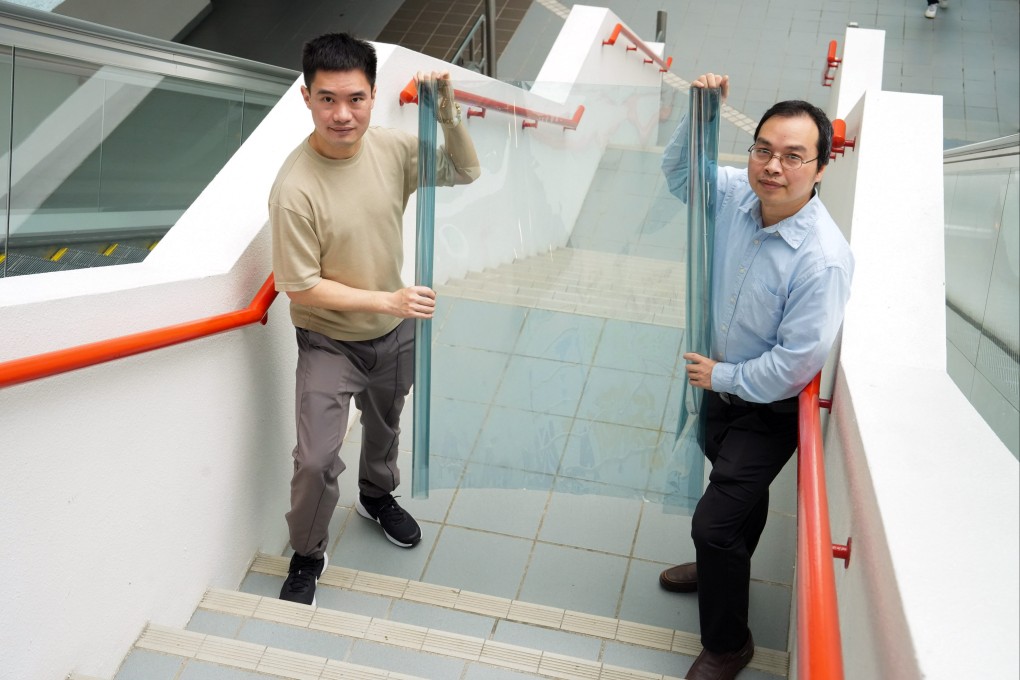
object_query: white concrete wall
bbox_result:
[533,4,664,147]
[0,11,671,676]
[801,25,1020,680]
[826,27,885,122]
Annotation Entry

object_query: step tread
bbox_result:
[248,554,790,677]
[136,624,425,679]
[195,592,680,680]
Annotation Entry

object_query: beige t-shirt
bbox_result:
[270,126,449,341]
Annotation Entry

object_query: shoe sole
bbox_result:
[658,574,698,593]
[355,498,421,548]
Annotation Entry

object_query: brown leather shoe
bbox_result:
[685,631,755,680]
[659,562,698,592]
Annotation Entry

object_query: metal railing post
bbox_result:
[484,0,497,78]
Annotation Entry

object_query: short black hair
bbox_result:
[753,100,833,170]
[302,33,377,90]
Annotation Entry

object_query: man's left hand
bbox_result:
[683,352,717,390]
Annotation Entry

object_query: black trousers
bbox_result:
[692,390,799,652]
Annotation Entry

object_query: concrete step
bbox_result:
[110,549,790,678]
[122,578,788,680]
[235,554,789,677]
[132,624,426,679]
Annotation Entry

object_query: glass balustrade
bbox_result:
[944,140,1020,457]
[413,78,720,513]
[0,45,287,277]
[0,44,12,272]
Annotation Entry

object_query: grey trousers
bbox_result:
[286,320,415,558]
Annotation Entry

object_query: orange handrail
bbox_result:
[797,373,846,679]
[602,22,673,72]
[399,79,585,130]
[0,274,279,389]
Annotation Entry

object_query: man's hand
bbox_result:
[415,70,459,125]
[684,352,717,390]
[691,72,729,103]
[389,285,436,319]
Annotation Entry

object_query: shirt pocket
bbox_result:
[739,277,786,344]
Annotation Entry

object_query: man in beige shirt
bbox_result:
[270,32,479,606]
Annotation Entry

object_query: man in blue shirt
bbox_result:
[660,72,854,680]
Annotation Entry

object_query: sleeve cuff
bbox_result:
[711,362,737,394]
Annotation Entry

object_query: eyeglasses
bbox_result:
[747,145,819,170]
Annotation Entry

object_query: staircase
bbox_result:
[101,547,790,680]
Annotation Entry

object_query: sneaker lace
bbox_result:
[375,496,408,525]
[287,555,320,593]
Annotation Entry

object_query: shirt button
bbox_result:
[754,239,760,245]
[721,324,728,331]
[739,267,746,274]
[730,295,736,303]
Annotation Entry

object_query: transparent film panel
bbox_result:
[0,44,12,277]
[414,78,719,517]
[413,78,439,497]
[670,88,721,508]
[7,49,247,271]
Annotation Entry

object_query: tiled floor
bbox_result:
[497,0,1019,148]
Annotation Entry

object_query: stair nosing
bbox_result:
[135,624,424,680]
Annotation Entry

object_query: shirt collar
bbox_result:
[736,188,821,249]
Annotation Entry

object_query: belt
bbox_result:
[718,392,798,412]
[718,392,751,406]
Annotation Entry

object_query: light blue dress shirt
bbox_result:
[662,117,854,403]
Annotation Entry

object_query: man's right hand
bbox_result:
[390,285,436,319]
[692,72,729,103]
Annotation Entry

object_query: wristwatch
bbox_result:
[438,96,462,126]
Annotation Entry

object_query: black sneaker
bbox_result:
[356,493,422,548]
[279,551,328,606]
